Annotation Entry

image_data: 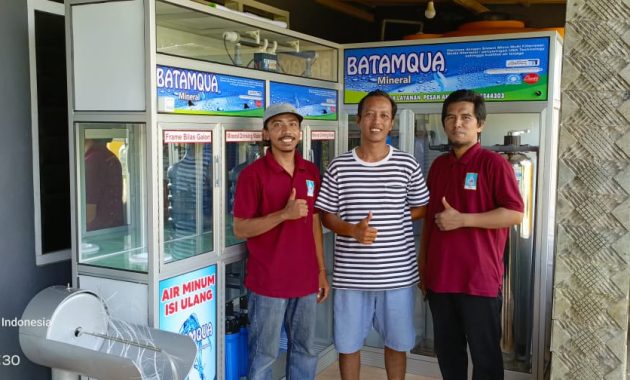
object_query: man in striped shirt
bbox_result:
[315,90,429,380]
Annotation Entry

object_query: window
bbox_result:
[28,0,70,264]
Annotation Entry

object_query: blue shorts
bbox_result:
[333,287,416,353]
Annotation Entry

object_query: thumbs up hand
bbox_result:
[283,188,308,220]
[435,197,464,231]
[353,211,378,244]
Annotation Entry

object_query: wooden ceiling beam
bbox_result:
[479,0,566,3]
[454,0,491,13]
[315,0,375,22]
[348,0,565,5]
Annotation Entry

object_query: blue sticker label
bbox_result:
[306,180,315,197]
[464,173,478,190]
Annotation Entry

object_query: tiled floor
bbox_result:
[316,362,439,380]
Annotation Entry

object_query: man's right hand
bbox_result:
[418,278,427,299]
[283,188,308,220]
[352,211,378,244]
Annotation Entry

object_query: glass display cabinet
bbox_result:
[66,1,341,379]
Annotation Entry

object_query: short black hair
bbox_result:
[357,89,397,119]
[441,89,486,126]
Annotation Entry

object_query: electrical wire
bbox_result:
[223,37,237,65]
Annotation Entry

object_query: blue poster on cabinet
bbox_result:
[270,82,337,120]
[159,265,217,380]
[344,37,550,103]
[157,65,265,116]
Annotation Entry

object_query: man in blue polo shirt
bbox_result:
[420,89,524,380]
[233,103,329,380]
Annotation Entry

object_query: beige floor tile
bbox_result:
[317,362,439,380]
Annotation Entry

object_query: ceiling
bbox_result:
[314,0,567,22]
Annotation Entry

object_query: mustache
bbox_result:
[277,134,296,140]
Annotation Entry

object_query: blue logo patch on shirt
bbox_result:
[306,180,315,197]
[464,173,478,190]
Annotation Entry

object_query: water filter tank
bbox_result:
[19,285,197,380]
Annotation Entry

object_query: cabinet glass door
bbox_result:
[224,130,265,248]
[78,123,147,272]
[308,128,337,352]
[161,129,214,262]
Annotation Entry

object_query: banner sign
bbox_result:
[311,131,336,140]
[226,130,263,142]
[270,82,337,120]
[164,130,212,144]
[344,37,550,103]
[157,65,265,116]
[159,265,217,380]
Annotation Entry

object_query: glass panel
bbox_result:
[347,115,400,151]
[224,260,249,380]
[410,113,540,373]
[310,130,336,353]
[225,259,247,305]
[309,131,335,176]
[155,1,338,82]
[34,10,70,256]
[314,232,334,353]
[78,123,146,272]
[162,133,214,262]
[225,131,265,247]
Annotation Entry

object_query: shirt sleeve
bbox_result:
[85,155,100,204]
[233,166,261,219]
[407,161,430,207]
[314,165,338,214]
[493,157,525,213]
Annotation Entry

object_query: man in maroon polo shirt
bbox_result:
[419,89,524,380]
[232,103,329,380]
[84,138,124,231]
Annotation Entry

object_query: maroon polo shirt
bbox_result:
[85,144,124,231]
[425,143,524,297]
[233,150,320,298]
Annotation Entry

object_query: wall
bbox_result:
[551,0,630,379]
[0,1,72,378]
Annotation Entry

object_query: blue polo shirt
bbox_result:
[233,150,321,298]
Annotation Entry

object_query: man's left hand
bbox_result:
[317,271,330,304]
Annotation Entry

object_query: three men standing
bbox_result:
[234,89,523,380]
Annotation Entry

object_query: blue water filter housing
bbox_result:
[238,296,249,377]
[225,316,240,380]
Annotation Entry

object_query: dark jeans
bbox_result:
[428,292,504,380]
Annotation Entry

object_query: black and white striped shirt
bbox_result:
[315,146,429,290]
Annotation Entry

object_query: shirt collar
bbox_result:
[264,149,306,173]
[448,142,481,164]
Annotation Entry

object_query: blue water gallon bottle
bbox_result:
[225,316,240,380]
[238,296,249,377]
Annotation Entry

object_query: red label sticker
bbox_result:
[523,73,540,84]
